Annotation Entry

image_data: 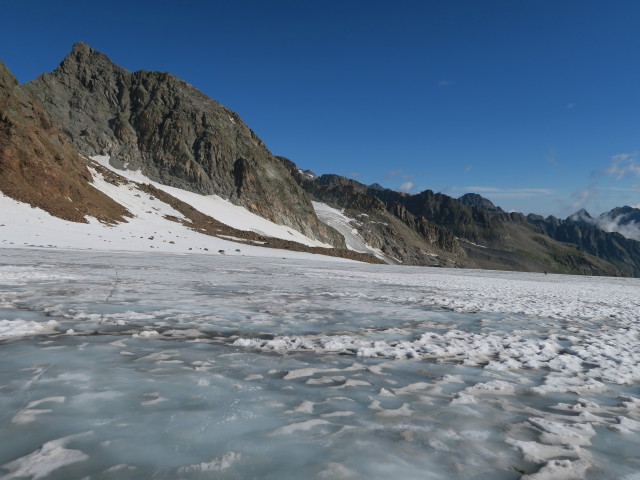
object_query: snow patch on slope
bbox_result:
[92,156,331,248]
[0,166,348,263]
[312,201,388,261]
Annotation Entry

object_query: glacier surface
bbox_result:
[1,248,639,479]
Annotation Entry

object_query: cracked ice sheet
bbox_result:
[0,248,639,479]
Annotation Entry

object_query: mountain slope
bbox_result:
[0,155,382,263]
[24,42,343,247]
[2,44,637,276]
[279,158,472,268]
[288,164,624,275]
[0,60,129,224]
[527,212,640,276]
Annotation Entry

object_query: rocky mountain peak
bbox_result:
[458,193,503,213]
[55,41,127,81]
[68,41,94,59]
[22,43,344,247]
[601,205,640,219]
[568,208,592,223]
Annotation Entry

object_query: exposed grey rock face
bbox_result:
[458,193,504,214]
[277,160,472,267]
[24,42,344,247]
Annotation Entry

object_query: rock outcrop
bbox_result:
[0,60,129,224]
[458,193,504,214]
[24,42,344,247]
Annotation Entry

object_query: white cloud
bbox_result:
[604,152,640,180]
[397,182,415,192]
[566,183,599,213]
[438,80,454,86]
[598,217,640,241]
[565,152,640,217]
[571,208,640,241]
[464,165,473,172]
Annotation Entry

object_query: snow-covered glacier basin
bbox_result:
[1,248,639,479]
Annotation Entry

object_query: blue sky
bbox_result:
[1,0,639,217]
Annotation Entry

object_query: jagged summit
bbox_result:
[458,193,504,213]
[67,41,98,60]
[601,205,640,219]
[23,43,343,247]
[568,208,592,222]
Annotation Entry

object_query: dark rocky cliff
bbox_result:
[24,42,344,247]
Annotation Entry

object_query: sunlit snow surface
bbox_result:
[1,248,639,479]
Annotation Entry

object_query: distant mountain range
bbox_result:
[2,43,639,276]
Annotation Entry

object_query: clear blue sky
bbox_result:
[2,0,639,217]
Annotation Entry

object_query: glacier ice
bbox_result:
[1,248,639,479]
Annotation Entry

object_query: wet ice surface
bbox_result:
[1,249,639,479]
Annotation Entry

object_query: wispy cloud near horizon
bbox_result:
[571,208,640,241]
[397,182,415,192]
[384,169,403,179]
[604,152,640,180]
[565,152,640,215]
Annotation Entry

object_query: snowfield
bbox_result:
[312,201,388,260]
[0,248,639,479]
[0,155,338,262]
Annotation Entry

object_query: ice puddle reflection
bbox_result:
[1,248,639,479]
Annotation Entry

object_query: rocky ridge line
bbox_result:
[24,42,344,247]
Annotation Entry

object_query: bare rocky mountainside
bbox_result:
[282,157,630,276]
[24,42,343,247]
[2,42,639,276]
